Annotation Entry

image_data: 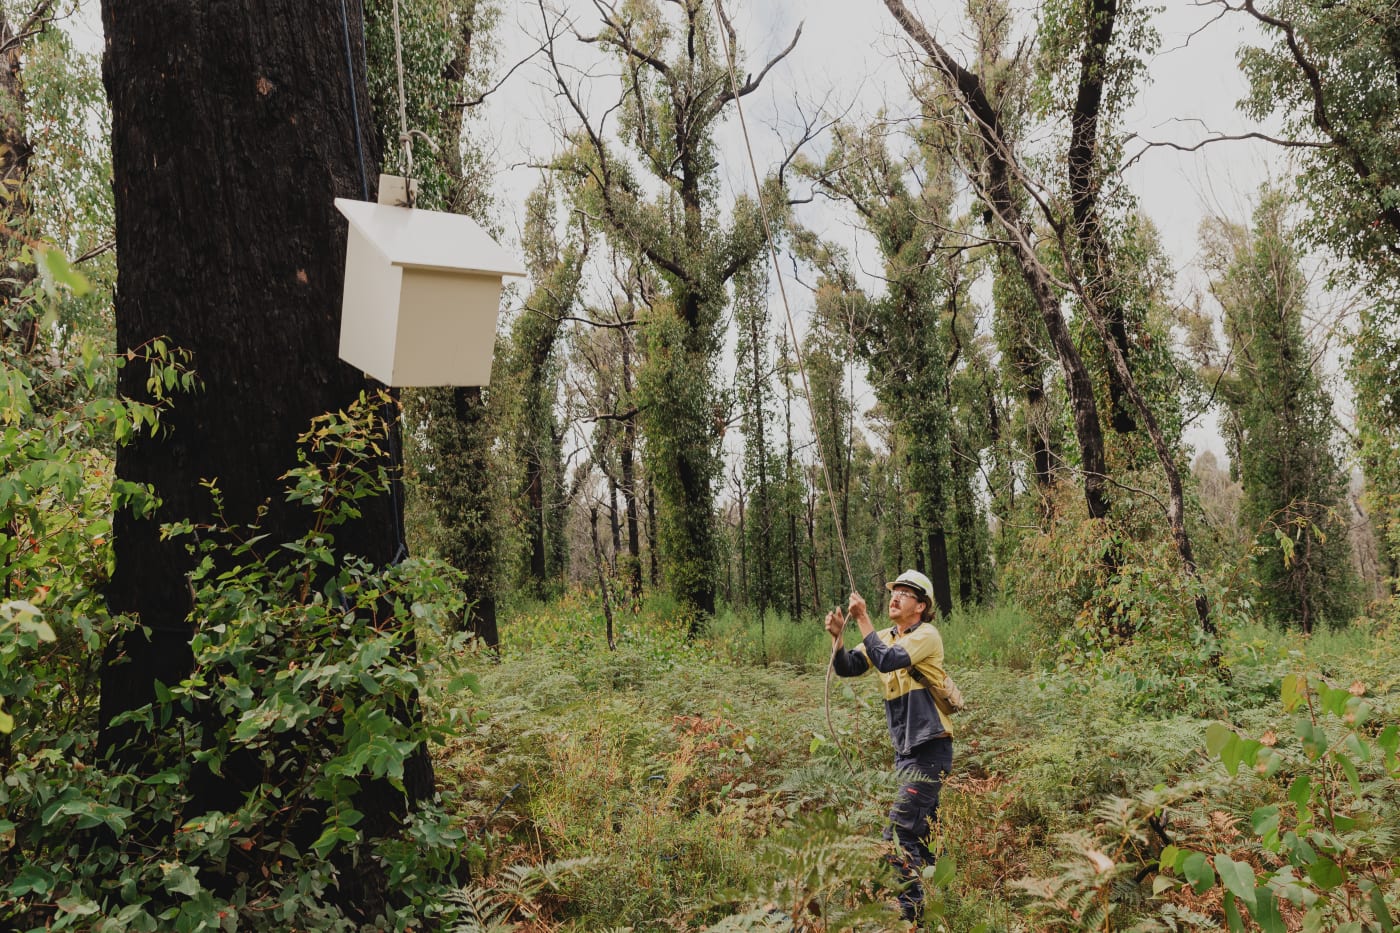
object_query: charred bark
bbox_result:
[98,0,433,914]
[1068,0,1137,435]
[926,526,953,616]
[620,336,642,604]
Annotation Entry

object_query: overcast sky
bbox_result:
[481,1,1277,260]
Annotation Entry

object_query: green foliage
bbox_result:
[21,22,114,255]
[1007,662,1400,931]
[1012,784,1211,931]
[494,181,582,597]
[1351,293,1400,584]
[443,590,1400,930]
[731,258,790,617]
[1203,190,1357,631]
[1235,1,1400,601]
[794,118,974,614]
[2,388,480,931]
[1000,483,1268,723]
[0,252,168,752]
[364,0,499,212]
[365,0,508,639]
[1032,0,1157,131]
[707,605,831,670]
[1,21,116,408]
[443,858,600,932]
[1238,0,1400,283]
[1154,674,1400,931]
[707,809,900,932]
[636,303,724,614]
[937,604,1039,671]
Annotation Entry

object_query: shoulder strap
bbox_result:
[894,625,934,689]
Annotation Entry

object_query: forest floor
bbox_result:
[430,592,1400,931]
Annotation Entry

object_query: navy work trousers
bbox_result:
[882,735,953,922]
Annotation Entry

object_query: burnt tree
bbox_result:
[97,0,432,913]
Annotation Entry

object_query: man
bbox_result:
[824,569,955,924]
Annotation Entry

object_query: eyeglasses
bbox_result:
[889,589,924,603]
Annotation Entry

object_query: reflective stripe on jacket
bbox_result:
[832,620,951,754]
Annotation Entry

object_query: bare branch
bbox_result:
[579,0,671,75]
[454,38,550,109]
[74,239,115,265]
[582,405,641,424]
[713,3,802,105]
[538,0,689,283]
[1121,129,1330,172]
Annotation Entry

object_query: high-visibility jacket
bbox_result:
[832,620,953,755]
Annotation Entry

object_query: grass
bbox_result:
[431,590,1400,931]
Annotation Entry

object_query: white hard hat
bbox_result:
[885,569,933,602]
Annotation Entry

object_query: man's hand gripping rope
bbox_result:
[823,591,869,775]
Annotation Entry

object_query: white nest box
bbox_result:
[334,175,526,387]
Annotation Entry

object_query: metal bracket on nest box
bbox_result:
[377,173,418,207]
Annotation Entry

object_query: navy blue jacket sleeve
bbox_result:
[860,630,914,673]
[831,644,871,677]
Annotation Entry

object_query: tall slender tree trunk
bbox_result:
[913,519,926,573]
[545,422,567,581]
[423,385,499,648]
[589,505,616,650]
[608,471,622,564]
[0,6,39,355]
[749,303,773,617]
[1068,0,1136,437]
[735,478,748,606]
[806,486,821,613]
[620,338,642,603]
[97,0,432,914]
[645,477,659,586]
[783,359,803,620]
[926,527,953,616]
[893,484,905,573]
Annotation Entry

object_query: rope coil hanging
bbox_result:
[709,0,859,773]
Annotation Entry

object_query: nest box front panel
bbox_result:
[391,269,501,386]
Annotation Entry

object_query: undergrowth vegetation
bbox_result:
[439,589,1400,931]
[4,327,1396,929]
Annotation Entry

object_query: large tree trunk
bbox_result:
[422,2,505,631]
[98,0,432,912]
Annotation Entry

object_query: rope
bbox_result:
[389,0,418,207]
[709,0,857,773]
[390,0,414,189]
